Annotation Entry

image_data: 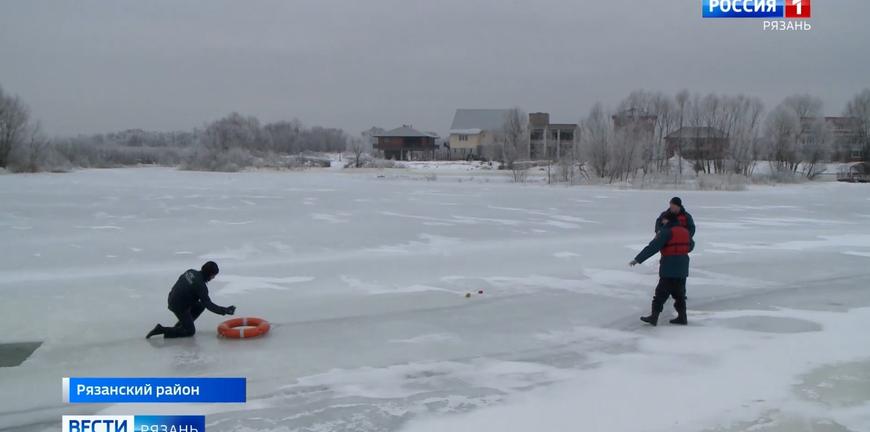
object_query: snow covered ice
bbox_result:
[2,168,870,432]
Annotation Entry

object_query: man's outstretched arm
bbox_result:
[194,281,232,315]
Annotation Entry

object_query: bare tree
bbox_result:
[609,127,643,182]
[675,90,690,178]
[783,94,824,119]
[845,89,870,159]
[682,93,707,174]
[724,95,765,176]
[301,126,347,153]
[617,90,664,175]
[500,107,528,169]
[15,121,50,172]
[264,120,304,154]
[200,112,265,152]
[553,119,585,185]
[765,104,802,173]
[0,85,31,168]
[697,93,728,174]
[581,103,611,178]
[186,113,263,171]
[786,94,826,171]
[651,93,677,172]
[511,164,529,183]
[800,117,832,178]
[347,137,366,168]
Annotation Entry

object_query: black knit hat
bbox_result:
[201,261,219,279]
[670,197,682,207]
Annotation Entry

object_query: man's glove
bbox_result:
[225,305,236,315]
[629,260,639,267]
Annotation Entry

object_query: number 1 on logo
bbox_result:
[785,0,811,18]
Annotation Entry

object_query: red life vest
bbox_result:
[659,211,688,230]
[661,226,691,256]
[676,213,688,228]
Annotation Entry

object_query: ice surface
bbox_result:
[1,168,869,432]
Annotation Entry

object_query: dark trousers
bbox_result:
[651,277,687,315]
[163,302,206,338]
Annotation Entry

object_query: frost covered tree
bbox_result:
[650,93,677,172]
[783,94,824,119]
[675,90,690,177]
[581,103,612,178]
[580,100,642,182]
[765,95,828,176]
[300,126,347,153]
[845,89,870,159]
[185,113,349,171]
[500,107,528,169]
[694,93,730,174]
[264,120,304,154]
[0,85,56,172]
[800,117,832,178]
[765,103,802,173]
[186,113,264,171]
[672,92,766,175]
[722,95,765,176]
[617,90,676,174]
[347,137,366,168]
[10,121,50,173]
[201,112,265,152]
[0,85,31,169]
[672,93,712,173]
[609,126,643,182]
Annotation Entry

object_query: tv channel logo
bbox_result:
[702,0,811,19]
[784,0,811,18]
[62,415,205,432]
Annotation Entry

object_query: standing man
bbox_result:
[146,261,236,339]
[631,216,693,326]
[655,197,695,237]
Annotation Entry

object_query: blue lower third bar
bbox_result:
[702,0,785,18]
[136,415,206,432]
[63,377,246,403]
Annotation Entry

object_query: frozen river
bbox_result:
[1,168,869,432]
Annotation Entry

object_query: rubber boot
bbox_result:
[146,324,164,339]
[640,312,660,326]
[670,303,688,325]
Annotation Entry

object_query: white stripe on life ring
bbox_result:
[239,327,245,338]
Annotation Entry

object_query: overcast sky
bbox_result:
[1,0,868,137]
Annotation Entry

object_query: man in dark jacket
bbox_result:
[655,197,696,237]
[631,217,693,326]
[146,261,236,339]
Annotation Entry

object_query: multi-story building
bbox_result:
[374,125,439,161]
[664,127,729,160]
[800,117,864,162]
[528,112,578,160]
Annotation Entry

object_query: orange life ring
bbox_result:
[218,317,270,339]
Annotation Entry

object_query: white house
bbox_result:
[448,109,511,160]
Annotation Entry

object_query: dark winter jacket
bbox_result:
[168,269,229,315]
[655,208,696,237]
[635,223,693,279]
